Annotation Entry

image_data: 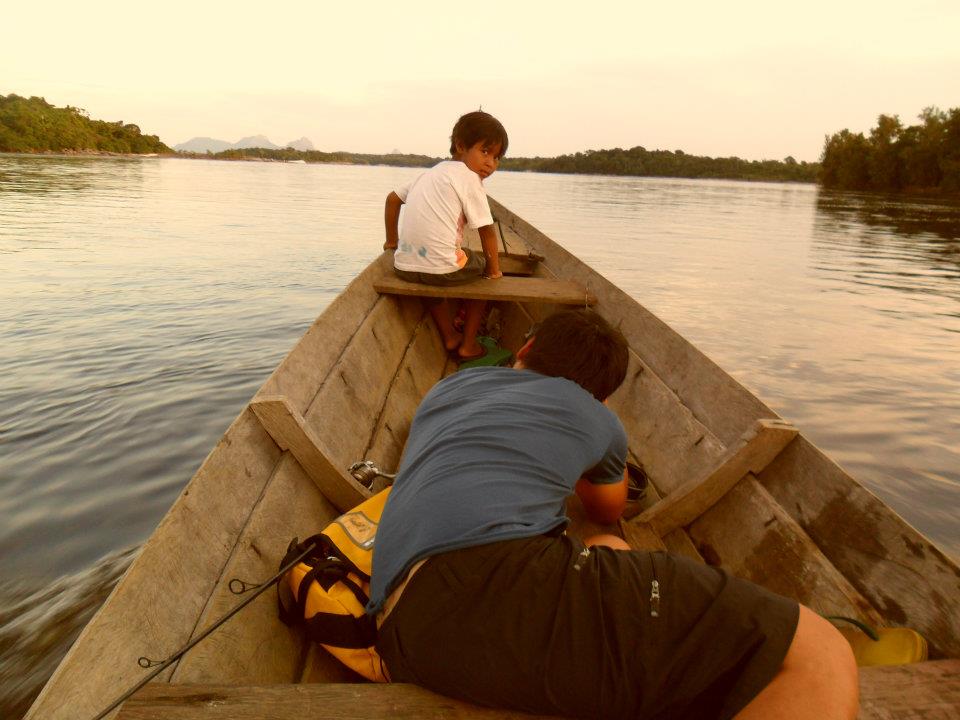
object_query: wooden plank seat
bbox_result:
[118,659,960,719]
[373,274,597,306]
[497,252,542,277]
[250,395,372,513]
[622,419,799,550]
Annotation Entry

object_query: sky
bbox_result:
[4,0,959,162]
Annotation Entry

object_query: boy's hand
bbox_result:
[384,191,403,251]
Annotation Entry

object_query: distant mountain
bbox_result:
[232,134,280,150]
[173,137,233,153]
[174,134,299,153]
[286,137,315,151]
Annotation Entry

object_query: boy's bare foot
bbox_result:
[457,341,485,360]
[444,332,463,353]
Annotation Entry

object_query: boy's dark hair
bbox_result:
[523,310,629,401]
[450,111,509,158]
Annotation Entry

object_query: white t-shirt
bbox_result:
[393,160,493,274]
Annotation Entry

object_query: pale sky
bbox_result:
[4,0,958,162]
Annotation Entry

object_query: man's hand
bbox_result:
[575,470,628,525]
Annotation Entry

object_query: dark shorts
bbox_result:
[377,535,799,720]
[394,247,486,287]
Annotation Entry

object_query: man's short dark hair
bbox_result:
[523,310,629,401]
[450,111,509,158]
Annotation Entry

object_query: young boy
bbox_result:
[383,111,507,361]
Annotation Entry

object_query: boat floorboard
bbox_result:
[118,660,960,719]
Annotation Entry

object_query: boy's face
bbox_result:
[457,141,501,180]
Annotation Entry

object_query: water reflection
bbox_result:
[2,161,959,718]
[812,190,960,308]
[0,154,148,200]
[815,189,960,245]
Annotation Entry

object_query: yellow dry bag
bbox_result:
[278,488,391,682]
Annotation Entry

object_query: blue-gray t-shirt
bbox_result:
[367,366,627,614]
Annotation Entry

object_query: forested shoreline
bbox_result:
[196,145,818,183]
[501,147,818,182]
[0,95,170,154]
[820,107,960,194]
[6,92,959,194]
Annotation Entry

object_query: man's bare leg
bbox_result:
[736,605,859,720]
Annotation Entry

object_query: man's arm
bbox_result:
[384,191,403,250]
[478,224,502,278]
[575,468,628,525]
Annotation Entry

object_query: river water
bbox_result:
[1,156,958,716]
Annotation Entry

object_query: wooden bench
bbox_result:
[622,419,799,550]
[374,274,597,306]
[250,395,372,513]
[117,659,960,718]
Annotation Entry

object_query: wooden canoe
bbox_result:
[27,198,960,720]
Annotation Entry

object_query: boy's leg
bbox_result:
[734,605,859,720]
[458,300,486,358]
[428,299,462,352]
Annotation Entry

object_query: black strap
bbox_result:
[303,610,377,649]
[277,539,378,648]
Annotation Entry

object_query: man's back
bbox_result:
[367,365,627,613]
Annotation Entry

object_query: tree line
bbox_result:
[500,147,819,183]
[200,145,818,183]
[0,94,170,154]
[190,146,438,168]
[819,107,960,193]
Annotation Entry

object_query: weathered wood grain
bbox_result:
[637,419,798,537]
[169,454,341,685]
[24,408,282,720]
[606,348,729,496]
[761,437,960,658]
[251,396,370,512]
[118,662,960,719]
[621,521,668,551]
[302,294,423,471]
[858,660,960,719]
[256,253,392,413]
[374,274,597,306]
[690,476,884,622]
[117,683,565,719]
[462,226,540,276]
[363,313,446,474]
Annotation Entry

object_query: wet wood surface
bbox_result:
[118,683,564,719]
[117,660,960,719]
[373,274,597,306]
